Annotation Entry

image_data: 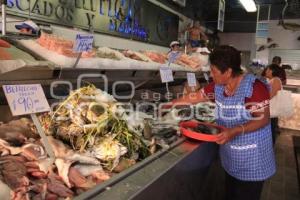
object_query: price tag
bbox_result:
[168,51,180,63]
[160,67,174,83]
[74,34,94,52]
[204,72,209,82]
[187,73,197,87]
[3,84,50,116]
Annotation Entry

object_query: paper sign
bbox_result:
[187,73,197,87]
[3,84,50,116]
[160,67,174,83]
[74,34,94,52]
[204,72,209,82]
[168,51,180,64]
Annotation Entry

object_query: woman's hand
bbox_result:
[215,129,237,145]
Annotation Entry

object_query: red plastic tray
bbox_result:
[179,121,227,142]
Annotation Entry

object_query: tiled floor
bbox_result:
[261,129,300,200]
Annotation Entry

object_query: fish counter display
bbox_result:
[0,84,218,200]
[13,33,203,71]
[0,39,54,75]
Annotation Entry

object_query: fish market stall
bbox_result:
[0,91,218,200]
[15,33,202,71]
[0,38,55,81]
[0,9,215,199]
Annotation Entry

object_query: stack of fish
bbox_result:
[142,51,168,64]
[37,33,96,58]
[0,85,181,199]
[0,118,110,199]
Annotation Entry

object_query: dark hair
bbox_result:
[267,64,282,78]
[209,45,242,77]
[272,56,281,65]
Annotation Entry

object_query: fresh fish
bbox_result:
[55,158,73,188]
[143,119,152,140]
[257,45,266,52]
[0,139,22,155]
[279,19,300,31]
[268,43,279,48]
[21,143,47,161]
[89,136,127,170]
[47,172,74,197]
[47,136,100,165]
[267,37,273,43]
[73,164,105,177]
[279,0,300,31]
[192,124,220,135]
[0,156,29,190]
[0,118,38,146]
[68,167,95,189]
[113,158,136,173]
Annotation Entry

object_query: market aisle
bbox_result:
[261,129,300,200]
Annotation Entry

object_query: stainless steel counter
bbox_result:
[75,140,218,200]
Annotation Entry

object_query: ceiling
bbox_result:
[158,0,300,32]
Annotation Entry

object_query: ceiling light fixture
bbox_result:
[239,0,257,12]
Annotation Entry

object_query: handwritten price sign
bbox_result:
[160,66,174,83]
[3,84,50,116]
[168,51,180,64]
[74,34,94,52]
[187,73,197,87]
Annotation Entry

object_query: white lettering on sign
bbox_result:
[187,73,197,87]
[160,66,174,83]
[74,34,94,52]
[3,84,50,116]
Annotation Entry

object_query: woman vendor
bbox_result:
[163,45,276,200]
[264,64,283,144]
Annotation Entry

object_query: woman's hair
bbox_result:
[267,64,282,78]
[209,45,242,77]
[272,56,281,65]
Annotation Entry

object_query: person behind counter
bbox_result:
[163,45,276,200]
[271,56,287,85]
[264,64,283,144]
[167,41,182,63]
[15,20,41,36]
[185,20,208,48]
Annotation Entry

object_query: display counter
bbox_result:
[75,140,218,200]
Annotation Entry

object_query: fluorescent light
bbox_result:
[239,0,257,12]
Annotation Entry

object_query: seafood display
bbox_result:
[14,33,203,71]
[175,54,201,69]
[0,85,181,199]
[161,102,215,125]
[122,50,152,62]
[97,47,127,60]
[0,119,94,199]
[142,51,167,64]
[189,124,220,135]
[37,32,95,58]
[0,39,36,61]
[40,85,154,171]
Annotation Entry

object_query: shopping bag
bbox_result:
[270,89,294,118]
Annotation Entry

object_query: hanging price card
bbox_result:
[168,51,180,64]
[74,34,94,52]
[187,73,197,87]
[2,84,50,116]
[160,66,174,83]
